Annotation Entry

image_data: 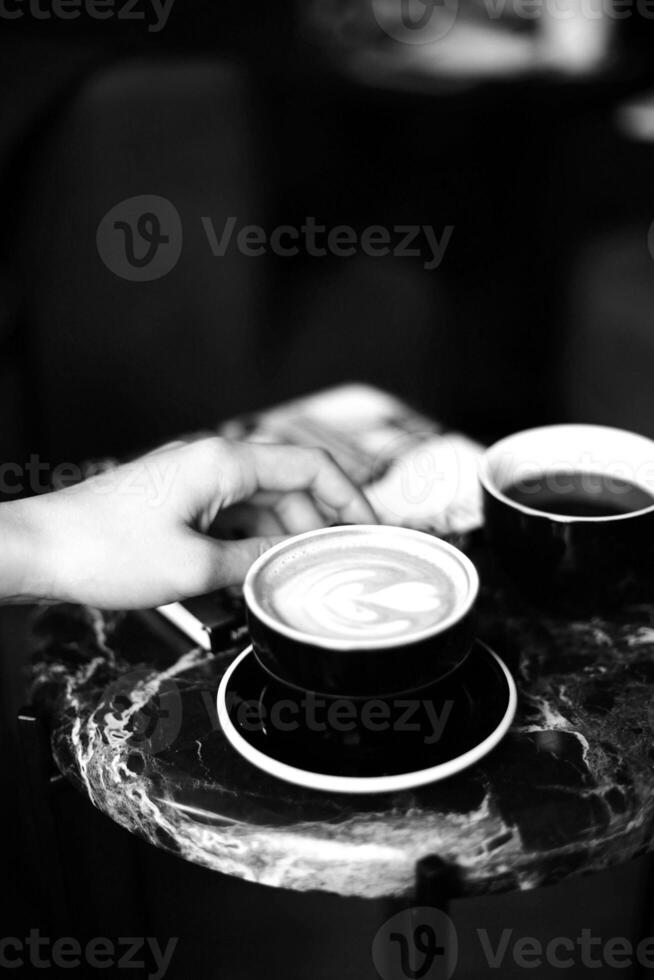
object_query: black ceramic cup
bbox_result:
[479,424,654,604]
[243,525,479,699]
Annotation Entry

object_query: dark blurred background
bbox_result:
[1,0,654,471]
[3,3,654,977]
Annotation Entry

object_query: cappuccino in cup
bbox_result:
[244,525,478,698]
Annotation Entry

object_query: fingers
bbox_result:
[181,533,286,595]
[274,491,326,534]
[210,503,285,539]
[227,442,377,524]
[213,493,332,540]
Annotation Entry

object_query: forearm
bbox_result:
[0,439,376,611]
[0,497,56,603]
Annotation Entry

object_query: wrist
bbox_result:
[0,496,59,603]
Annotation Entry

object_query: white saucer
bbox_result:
[216,642,517,795]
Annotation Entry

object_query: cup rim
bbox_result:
[479,423,654,524]
[243,524,479,651]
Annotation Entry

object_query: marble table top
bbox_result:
[29,537,654,900]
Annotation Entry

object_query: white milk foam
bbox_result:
[252,528,470,643]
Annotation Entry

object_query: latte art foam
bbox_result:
[249,527,473,646]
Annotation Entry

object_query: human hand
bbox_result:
[4,438,376,609]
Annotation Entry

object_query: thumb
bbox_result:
[188,534,287,592]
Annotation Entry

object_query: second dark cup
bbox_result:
[479,424,654,605]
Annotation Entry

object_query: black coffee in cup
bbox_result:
[504,471,654,518]
[479,424,654,604]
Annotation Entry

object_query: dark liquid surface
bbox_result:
[504,471,654,517]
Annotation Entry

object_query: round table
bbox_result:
[29,541,654,901]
